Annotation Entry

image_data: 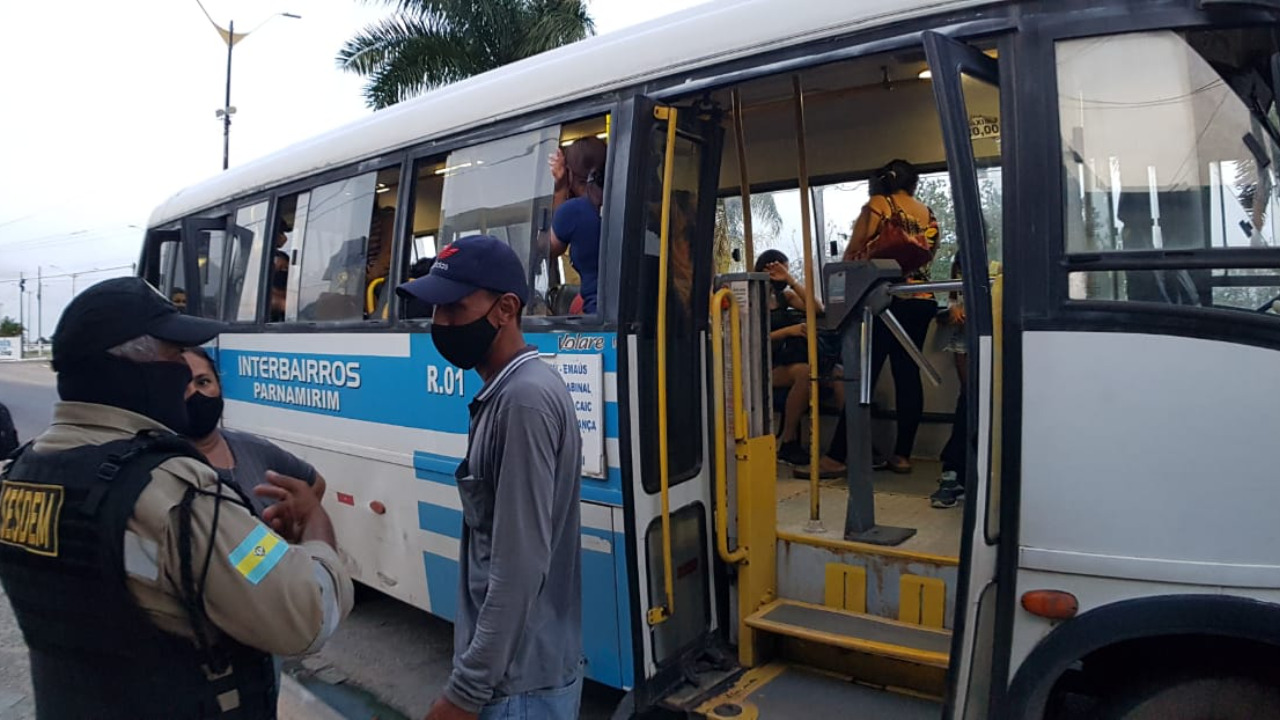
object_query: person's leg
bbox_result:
[887,299,935,469]
[933,343,969,508]
[774,363,811,464]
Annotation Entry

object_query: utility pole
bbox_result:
[36,266,42,345]
[17,273,23,356]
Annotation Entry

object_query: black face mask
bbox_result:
[57,356,194,434]
[185,392,224,439]
[432,302,499,370]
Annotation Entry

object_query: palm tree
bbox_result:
[715,195,785,274]
[338,0,594,110]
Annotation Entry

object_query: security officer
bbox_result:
[0,277,353,719]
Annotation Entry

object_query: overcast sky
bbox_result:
[0,0,707,337]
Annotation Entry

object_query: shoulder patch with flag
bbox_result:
[229,524,287,585]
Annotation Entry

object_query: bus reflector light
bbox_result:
[336,492,354,506]
[370,501,387,515]
[1021,590,1078,620]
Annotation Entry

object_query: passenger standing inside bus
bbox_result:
[396,235,584,720]
[932,258,968,508]
[0,278,353,720]
[844,159,939,474]
[180,346,326,516]
[548,137,606,315]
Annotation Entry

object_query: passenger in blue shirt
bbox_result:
[548,137,606,315]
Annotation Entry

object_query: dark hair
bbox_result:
[754,249,789,272]
[183,345,218,379]
[563,137,607,210]
[874,159,920,196]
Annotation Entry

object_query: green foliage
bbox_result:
[338,0,595,109]
[0,316,22,337]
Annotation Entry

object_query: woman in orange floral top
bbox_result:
[840,159,940,474]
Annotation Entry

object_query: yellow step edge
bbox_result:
[745,599,951,669]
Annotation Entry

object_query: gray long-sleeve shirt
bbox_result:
[444,347,583,713]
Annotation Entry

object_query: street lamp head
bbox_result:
[282,12,301,19]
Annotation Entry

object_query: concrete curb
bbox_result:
[278,675,350,720]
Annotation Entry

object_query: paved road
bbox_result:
[0,363,624,719]
[0,361,55,445]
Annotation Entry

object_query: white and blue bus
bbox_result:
[141,0,1280,716]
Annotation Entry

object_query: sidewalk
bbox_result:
[280,675,350,720]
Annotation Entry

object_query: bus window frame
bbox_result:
[400,101,623,331]
[264,160,406,330]
[225,199,273,326]
[1027,4,1280,351]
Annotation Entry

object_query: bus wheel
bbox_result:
[1102,675,1280,720]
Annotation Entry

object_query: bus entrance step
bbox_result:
[694,662,940,720]
[745,599,951,669]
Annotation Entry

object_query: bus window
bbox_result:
[401,156,447,320]
[437,128,559,315]
[193,219,229,319]
[546,115,609,316]
[291,167,400,323]
[152,235,184,307]
[225,201,268,322]
[1060,28,1280,313]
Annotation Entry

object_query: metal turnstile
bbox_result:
[822,261,961,546]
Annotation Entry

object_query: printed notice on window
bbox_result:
[544,353,605,478]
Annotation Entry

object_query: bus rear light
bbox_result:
[1021,590,1079,620]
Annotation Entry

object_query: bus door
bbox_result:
[923,31,1005,719]
[623,96,727,702]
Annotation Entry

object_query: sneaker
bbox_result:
[930,474,965,509]
[778,441,810,466]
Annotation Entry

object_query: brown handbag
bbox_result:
[864,195,934,273]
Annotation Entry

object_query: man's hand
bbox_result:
[424,696,478,720]
[255,471,336,548]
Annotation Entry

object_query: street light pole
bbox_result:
[223,19,234,171]
[196,3,300,171]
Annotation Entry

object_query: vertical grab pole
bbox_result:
[647,106,679,626]
[712,288,749,565]
[791,76,824,532]
[731,90,755,265]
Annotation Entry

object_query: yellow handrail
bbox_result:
[647,105,679,627]
[366,276,386,315]
[711,287,749,565]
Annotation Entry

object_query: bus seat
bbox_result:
[552,284,580,316]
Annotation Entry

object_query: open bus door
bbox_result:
[622,95,728,707]
[922,31,1005,719]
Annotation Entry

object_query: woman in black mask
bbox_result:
[181,347,325,516]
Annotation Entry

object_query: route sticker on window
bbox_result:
[229,525,287,585]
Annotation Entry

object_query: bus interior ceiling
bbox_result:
[697,51,990,558]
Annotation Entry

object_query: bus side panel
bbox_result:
[1012,330,1280,678]
[216,331,634,689]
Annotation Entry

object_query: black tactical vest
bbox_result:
[0,432,277,720]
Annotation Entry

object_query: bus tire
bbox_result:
[1101,675,1280,720]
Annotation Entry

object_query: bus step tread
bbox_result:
[745,599,951,668]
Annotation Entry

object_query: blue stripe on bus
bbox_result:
[418,502,463,539]
[414,451,458,485]
[422,551,458,621]
[219,331,620,437]
[414,451,624,506]
[581,526,623,688]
